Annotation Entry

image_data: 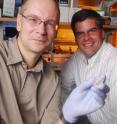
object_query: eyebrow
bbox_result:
[21,14,57,21]
[76,27,98,33]
[22,14,40,18]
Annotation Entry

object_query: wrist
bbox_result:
[62,112,78,123]
[61,113,77,124]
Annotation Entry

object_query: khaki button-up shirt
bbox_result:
[0,38,61,124]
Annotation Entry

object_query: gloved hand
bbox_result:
[62,76,106,123]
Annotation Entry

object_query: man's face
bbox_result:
[75,18,105,58]
[16,0,59,54]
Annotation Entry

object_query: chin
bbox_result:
[34,44,47,51]
[37,48,47,53]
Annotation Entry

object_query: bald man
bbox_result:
[0,0,61,124]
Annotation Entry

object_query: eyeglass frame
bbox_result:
[20,13,58,30]
[75,27,100,39]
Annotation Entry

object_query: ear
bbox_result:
[102,30,106,39]
[75,36,78,44]
[16,14,22,32]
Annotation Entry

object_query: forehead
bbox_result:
[75,18,97,31]
[22,0,58,18]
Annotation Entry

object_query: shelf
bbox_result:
[0,17,117,30]
[0,17,16,22]
[55,40,76,46]
[103,25,117,32]
[59,22,117,30]
[58,22,71,29]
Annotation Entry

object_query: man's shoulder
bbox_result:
[61,51,81,73]
[103,43,117,67]
[0,40,16,65]
[107,43,117,58]
[72,51,81,58]
[0,41,9,69]
[0,40,9,52]
[65,51,82,64]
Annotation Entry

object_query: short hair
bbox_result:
[20,0,60,18]
[71,9,105,34]
[20,0,28,13]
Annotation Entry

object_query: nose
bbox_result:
[36,22,47,35]
[84,32,90,40]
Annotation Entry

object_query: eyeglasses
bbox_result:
[20,13,58,30]
[75,27,99,39]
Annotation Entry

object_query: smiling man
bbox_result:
[0,0,61,124]
[61,9,117,124]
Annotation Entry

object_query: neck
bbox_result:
[17,39,41,69]
[23,53,41,69]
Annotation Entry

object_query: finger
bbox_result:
[90,90,106,106]
[91,86,106,99]
[69,80,93,97]
[94,82,106,90]
[94,75,106,86]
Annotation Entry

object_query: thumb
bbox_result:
[94,75,106,90]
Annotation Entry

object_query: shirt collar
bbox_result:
[7,37,23,65]
[7,37,44,73]
[25,58,44,73]
[81,41,107,64]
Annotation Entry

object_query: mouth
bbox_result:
[32,39,48,44]
[83,42,93,48]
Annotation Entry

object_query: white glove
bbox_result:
[62,76,106,123]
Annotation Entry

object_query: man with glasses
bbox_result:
[0,0,61,124]
[61,9,117,124]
